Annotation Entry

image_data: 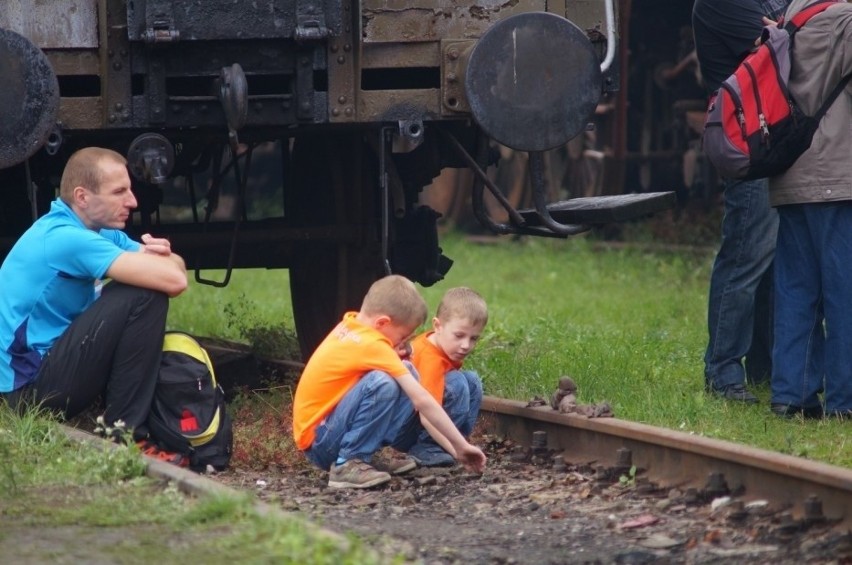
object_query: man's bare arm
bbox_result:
[106,248,188,297]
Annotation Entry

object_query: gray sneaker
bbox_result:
[328,459,391,489]
[371,450,417,475]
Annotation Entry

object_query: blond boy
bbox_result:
[404,287,487,467]
[292,275,487,488]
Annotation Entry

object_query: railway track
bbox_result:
[480,396,852,530]
[212,347,852,533]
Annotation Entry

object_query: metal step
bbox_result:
[518,191,677,226]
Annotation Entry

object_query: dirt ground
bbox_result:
[217,435,852,565]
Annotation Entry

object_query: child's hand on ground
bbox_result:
[456,444,487,474]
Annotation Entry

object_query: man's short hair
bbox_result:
[361,275,428,329]
[59,147,127,203]
[436,287,488,326]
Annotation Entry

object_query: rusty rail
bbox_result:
[481,396,852,528]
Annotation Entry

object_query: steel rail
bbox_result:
[481,396,852,528]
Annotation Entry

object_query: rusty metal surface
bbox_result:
[0,29,60,168]
[361,0,546,43]
[464,12,601,151]
[327,0,357,122]
[0,0,98,48]
[125,0,342,41]
[481,397,852,528]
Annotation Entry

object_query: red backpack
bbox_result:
[702,0,851,180]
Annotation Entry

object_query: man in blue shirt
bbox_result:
[692,0,790,403]
[0,147,187,442]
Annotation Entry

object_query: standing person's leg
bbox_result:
[816,204,852,417]
[772,205,824,416]
[32,282,168,439]
[705,177,777,401]
[746,266,774,386]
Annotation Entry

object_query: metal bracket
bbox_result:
[443,130,589,238]
[295,0,330,42]
[142,2,179,43]
[441,40,474,115]
[392,120,424,154]
[218,64,249,148]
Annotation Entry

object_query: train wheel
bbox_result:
[288,134,385,361]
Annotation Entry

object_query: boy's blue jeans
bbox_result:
[773,203,852,413]
[704,177,777,389]
[394,369,483,452]
[304,371,414,471]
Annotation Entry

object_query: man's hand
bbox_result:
[755,16,780,47]
[455,443,487,474]
[140,233,172,256]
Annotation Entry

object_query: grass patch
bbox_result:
[0,403,390,564]
[168,231,852,470]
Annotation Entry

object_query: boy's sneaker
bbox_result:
[328,459,391,489]
[135,439,189,468]
[371,450,417,475]
[408,442,456,467]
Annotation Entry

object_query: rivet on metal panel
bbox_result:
[112,62,122,71]
[448,48,459,60]
[343,44,351,52]
[338,95,347,104]
[330,43,339,53]
[447,72,457,83]
[108,114,116,123]
[337,55,345,64]
[344,107,353,117]
[114,103,123,111]
[332,108,340,116]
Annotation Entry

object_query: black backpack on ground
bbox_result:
[147,331,233,472]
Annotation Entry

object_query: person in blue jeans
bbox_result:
[768,0,852,419]
[693,0,789,403]
[292,275,487,489]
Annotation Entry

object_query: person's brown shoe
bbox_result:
[372,450,417,475]
[328,459,391,489]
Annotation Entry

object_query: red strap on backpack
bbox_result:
[782,0,844,32]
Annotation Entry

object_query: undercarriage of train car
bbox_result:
[0,0,676,357]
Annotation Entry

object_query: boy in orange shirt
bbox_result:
[292,275,487,489]
[403,287,487,467]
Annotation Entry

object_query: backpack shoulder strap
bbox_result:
[814,74,852,121]
[783,0,843,34]
[162,331,218,385]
